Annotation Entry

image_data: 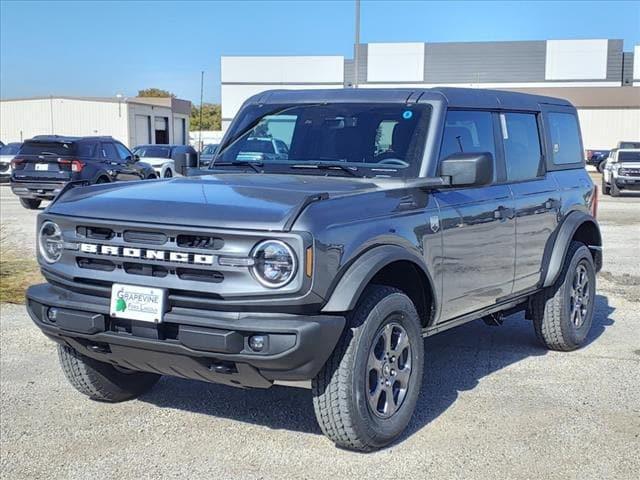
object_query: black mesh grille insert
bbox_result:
[123,262,169,278]
[176,235,224,250]
[123,230,168,245]
[77,226,114,240]
[77,257,116,271]
[176,268,224,283]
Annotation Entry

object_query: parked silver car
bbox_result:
[0,142,22,182]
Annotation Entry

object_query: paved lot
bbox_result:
[1,177,639,479]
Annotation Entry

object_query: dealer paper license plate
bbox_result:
[110,283,166,323]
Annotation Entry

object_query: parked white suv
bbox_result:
[132,144,197,178]
[601,149,640,197]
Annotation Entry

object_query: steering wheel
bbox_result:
[377,158,409,167]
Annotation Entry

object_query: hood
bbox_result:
[0,155,15,163]
[47,173,380,230]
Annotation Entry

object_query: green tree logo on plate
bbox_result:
[115,298,127,312]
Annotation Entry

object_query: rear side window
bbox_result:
[439,111,496,160]
[76,142,97,157]
[548,113,582,165]
[501,113,542,181]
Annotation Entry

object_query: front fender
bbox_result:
[321,244,434,313]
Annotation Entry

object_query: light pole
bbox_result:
[354,0,361,88]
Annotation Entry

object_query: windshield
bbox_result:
[134,146,171,158]
[619,151,640,163]
[619,142,640,149]
[0,144,21,155]
[212,103,432,177]
[202,144,218,155]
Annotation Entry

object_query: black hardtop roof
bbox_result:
[28,135,115,143]
[245,87,573,110]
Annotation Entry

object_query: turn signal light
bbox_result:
[58,158,85,172]
[10,157,25,169]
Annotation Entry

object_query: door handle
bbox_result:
[493,206,514,220]
[544,198,559,210]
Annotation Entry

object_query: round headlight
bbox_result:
[38,221,64,263]
[251,240,297,288]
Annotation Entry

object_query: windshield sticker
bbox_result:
[402,110,413,120]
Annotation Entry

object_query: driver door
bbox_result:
[114,142,143,180]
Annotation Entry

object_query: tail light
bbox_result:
[10,157,25,169]
[57,158,85,172]
[591,185,598,219]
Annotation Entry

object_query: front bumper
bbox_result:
[11,180,65,199]
[614,175,640,190]
[27,283,345,388]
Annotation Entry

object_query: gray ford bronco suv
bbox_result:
[27,88,602,451]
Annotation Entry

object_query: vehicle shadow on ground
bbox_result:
[139,294,615,441]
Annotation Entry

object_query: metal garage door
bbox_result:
[135,115,151,145]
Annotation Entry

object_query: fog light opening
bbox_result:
[249,335,266,352]
[47,307,58,322]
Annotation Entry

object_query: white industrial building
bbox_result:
[0,96,191,148]
[221,39,640,150]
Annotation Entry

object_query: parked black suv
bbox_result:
[11,135,157,209]
[26,88,601,451]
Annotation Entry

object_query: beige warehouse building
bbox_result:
[0,96,191,148]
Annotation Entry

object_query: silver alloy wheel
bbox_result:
[570,262,590,328]
[366,320,412,418]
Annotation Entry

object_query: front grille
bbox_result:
[0,163,9,172]
[177,235,224,250]
[123,230,167,245]
[123,262,169,278]
[77,226,114,240]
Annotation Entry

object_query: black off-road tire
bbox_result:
[597,160,606,173]
[610,182,621,197]
[19,198,41,209]
[164,169,173,178]
[57,345,160,402]
[146,174,157,180]
[312,285,424,451]
[531,241,596,351]
[601,176,610,195]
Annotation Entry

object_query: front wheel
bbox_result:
[601,176,610,195]
[19,198,41,209]
[531,241,596,351]
[146,174,157,180]
[610,181,621,197]
[163,169,173,178]
[312,285,424,451]
[57,345,160,402]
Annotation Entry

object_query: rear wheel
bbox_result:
[95,176,110,184]
[312,285,424,451]
[531,241,596,351]
[597,160,606,173]
[19,198,41,209]
[58,345,160,402]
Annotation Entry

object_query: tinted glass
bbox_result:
[100,143,118,160]
[440,111,495,160]
[501,113,542,181]
[619,151,640,163]
[548,113,582,165]
[76,142,97,157]
[202,144,218,155]
[114,143,131,160]
[20,141,76,156]
[134,146,171,158]
[215,103,432,177]
[0,144,21,155]
[619,142,640,149]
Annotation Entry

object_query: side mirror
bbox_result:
[133,154,140,162]
[440,152,493,187]
[174,152,199,176]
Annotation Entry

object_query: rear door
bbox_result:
[435,110,516,321]
[499,112,560,293]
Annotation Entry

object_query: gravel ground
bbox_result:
[1,176,639,479]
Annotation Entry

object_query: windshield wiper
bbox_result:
[212,160,263,173]
[289,163,360,177]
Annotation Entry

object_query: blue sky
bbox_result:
[1,1,638,103]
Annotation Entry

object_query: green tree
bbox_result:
[137,88,175,98]
[191,103,221,131]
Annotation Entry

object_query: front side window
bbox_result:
[213,103,432,177]
[439,110,496,160]
[548,112,582,165]
[114,143,132,160]
[501,113,542,182]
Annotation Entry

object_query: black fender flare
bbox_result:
[542,211,601,288]
[321,244,436,313]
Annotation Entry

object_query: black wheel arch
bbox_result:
[321,245,437,327]
[541,211,602,288]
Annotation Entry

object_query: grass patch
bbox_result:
[0,224,42,303]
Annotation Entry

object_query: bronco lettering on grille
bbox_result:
[79,243,214,265]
